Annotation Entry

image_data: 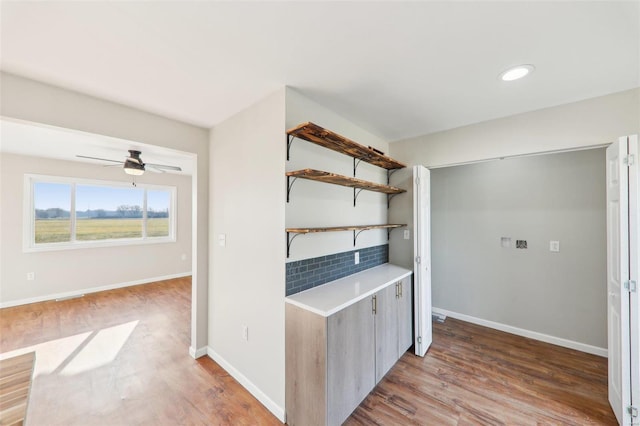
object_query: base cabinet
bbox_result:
[327,297,376,425]
[286,274,413,426]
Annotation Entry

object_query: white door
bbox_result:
[626,135,640,425]
[413,165,432,357]
[607,136,633,425]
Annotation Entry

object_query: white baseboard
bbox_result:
[189,346,208,359]
[0,272,192,308]
[207,347,285,423]
[432,307,608,358]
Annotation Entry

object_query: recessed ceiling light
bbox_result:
[499,64,535,82]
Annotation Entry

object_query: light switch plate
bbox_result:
[550,240,560,252]
[404,230,410,240]
[218,234,226,247]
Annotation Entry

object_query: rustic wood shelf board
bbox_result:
[286,224,406,257]
[286,169,406,195]
[0,352,36,426]
[287,122,407,170]
[287,224,405,234]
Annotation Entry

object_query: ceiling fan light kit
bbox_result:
[124,160,145,175]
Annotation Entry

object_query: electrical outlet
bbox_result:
[218,234,226,247]
[26,272,35,281]
[242,326,249,341]
[181,253,187,261]
[404,230,410,240]
[354,252,360,265]
[550,241,560,252]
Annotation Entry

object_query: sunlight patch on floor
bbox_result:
[0,320,138,378]
[61,321,138,376]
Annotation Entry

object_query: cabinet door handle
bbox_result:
[395,282,399,298]
[372,295,377,314]
[399,281,403,298]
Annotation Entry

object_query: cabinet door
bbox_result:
[327,296,376,425]
[397,276,413,355]
[375,284,399,383]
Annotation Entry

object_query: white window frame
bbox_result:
[24,174,177,252]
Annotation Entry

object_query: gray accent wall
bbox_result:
[431,148,607,349]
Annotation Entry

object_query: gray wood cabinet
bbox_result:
[397,276,413,356]
[327,297,376,425]
[374,284,398,382]
[285,274,413,426]
[375,276,413,383]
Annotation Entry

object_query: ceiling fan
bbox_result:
[76,150,182,176]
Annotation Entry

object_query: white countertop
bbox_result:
[285,263,412,317]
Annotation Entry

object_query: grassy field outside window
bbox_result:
[27,175,175,249]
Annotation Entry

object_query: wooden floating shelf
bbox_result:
[286,169,407,206]
[287,122,407,170]
[286,224,406,257]
[287,169,405,195]
[287,224,405,234]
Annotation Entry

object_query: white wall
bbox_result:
[209,89,286,420]
[285,88,391,261]
[431,149,607,351]
[390,88,640,168]
[0,72,210,352]
[0,153,191,305]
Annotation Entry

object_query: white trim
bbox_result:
[207,347,286,423]
[426,143,609,170]
[0,272,191,308]
[432,307,608,358]
[189,346,208,359]
[24,173,177,252]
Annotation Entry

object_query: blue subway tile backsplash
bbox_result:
[286,244,389,296]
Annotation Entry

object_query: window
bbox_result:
[25,175,176,251]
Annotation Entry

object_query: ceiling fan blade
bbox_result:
[145,163,182,172]
[76,155,123,164]
[103,164,124,168]
[146,165,166,173]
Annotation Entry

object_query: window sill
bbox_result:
[23,236,176,253]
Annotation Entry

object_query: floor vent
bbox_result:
[55,294,85,302]
[432,313,446,323]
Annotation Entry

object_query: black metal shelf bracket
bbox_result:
[286,176,298,203]
[387,169,399,185]
[353,188,365,207]
[287,135,296,161]
[353,157,365,177]
[353,229,368,246]
[387,193,400,208]
[287,232,303,258]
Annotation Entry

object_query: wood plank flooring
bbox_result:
[1,279,617,425]
[346,318,617,425]
[0,277,280,426]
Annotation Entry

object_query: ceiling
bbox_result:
[0,119,196,175]
[1,1,639,143]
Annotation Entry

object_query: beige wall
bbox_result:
[0,72,210,353]
[0,153,192,304]
[209,88,286,420]
[389,88,640,354]
[390,88,640,168]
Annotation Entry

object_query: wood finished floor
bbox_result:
[0,277,280,426]
[1,278,616,425]
[347,318,616,426]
